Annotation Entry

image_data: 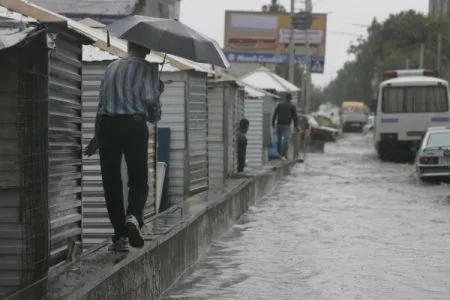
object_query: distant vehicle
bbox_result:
[415,126,450,182]
[302,114,339,142]
[340,101,370,133]
[374,69,450,160]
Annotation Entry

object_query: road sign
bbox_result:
[292,11,313,30]
[309,58,324,73]
[225,52,325,74]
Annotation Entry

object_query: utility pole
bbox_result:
[419,44,424,69]
[304,0,312,114]
[288,0,296,83]
[437,33,442,75]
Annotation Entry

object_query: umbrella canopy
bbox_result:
[107,15,229,68]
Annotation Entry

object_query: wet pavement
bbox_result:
[164,134,450,299]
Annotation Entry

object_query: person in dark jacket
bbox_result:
[272,94,299,160]
[237,118,249,173]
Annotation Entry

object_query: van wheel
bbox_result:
[377,148,389,161]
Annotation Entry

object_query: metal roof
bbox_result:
[0,0,213,74]
[82,44,179,72]
[214,71,278,99]
[30,0,137,16]
[382,76,448,86]
[239,66,300,93]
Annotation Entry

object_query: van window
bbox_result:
[381,85,449,113]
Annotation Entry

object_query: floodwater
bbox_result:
[164,134,450,300]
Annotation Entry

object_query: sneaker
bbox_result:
[125,215,144,248]
[281,156,287,161]
[108,236,130,253]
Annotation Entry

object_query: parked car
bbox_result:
[415,126,450,182]
[301,114,339,142]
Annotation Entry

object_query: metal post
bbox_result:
[419,44,424,69]
[405,58,410,69]
[288,0,296,82]
[437,33,442,74]
[304,0,312,113]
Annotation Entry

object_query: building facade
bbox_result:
[429,0,450,16]
[30,0,181,23]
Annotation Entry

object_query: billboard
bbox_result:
[224,11,327,74]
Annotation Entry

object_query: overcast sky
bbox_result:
[180,0,428,87]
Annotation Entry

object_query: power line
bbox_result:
[328,30,364,37]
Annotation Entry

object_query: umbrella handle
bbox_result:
[158,53,167,81]
[106,30,110,47]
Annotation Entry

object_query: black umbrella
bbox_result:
[106,15,229,68]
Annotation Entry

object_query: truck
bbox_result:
[340,101,370,132]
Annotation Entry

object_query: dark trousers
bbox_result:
[237,132,247,173]
[98,115,149,238]
[276,125,291,157]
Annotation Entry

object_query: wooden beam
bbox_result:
[93,39,127,58]
[0,0,63,23]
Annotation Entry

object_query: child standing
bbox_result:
[237,118,249,173]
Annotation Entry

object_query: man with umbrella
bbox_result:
[84,15,229,252]
[84,42,164,252]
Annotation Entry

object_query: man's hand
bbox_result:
[84,138,99,157]
[158,80,165,93]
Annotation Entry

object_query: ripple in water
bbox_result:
[164,135,450,300]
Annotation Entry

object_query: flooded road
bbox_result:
[164,134,450,299]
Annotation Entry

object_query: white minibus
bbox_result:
[374,69,450,159]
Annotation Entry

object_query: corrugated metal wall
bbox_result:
[207,82,225,187]
[81,60,156,247]
[187,72,208,195]
[234,88,245,171]
[81,61,109,246]
[0,39,49,298]
[146,124,156,217]
[47,30,84,266]
[225,85,236,177]
[159,72,187,205]
[236,88,245,121]
[244,98,265,169]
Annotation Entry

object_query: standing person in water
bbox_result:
[272,93,299,160]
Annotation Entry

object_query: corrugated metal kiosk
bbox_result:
[158,70,209,205]
[0,18,93,298]
[240,67,301,162]
[81,45,158,247]
[245,89,277,169]
[207,79,245,186]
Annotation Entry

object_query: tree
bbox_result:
[321,10,450,107]
[262,0,286,12]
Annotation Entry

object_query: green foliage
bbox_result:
[322,10,450,107]
[262,0,286,12]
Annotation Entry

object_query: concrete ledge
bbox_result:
[43,160,295,300]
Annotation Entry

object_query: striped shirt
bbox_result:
[98,55,160,117]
